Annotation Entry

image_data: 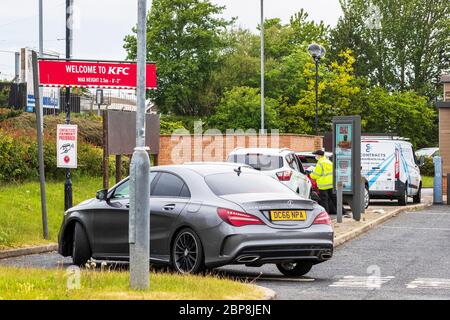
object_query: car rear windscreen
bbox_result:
[227,154,282,171]
[205,173,295,196]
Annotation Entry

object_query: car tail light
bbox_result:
[395,150,400,180]
[313,211,331,225]
[217,208,264,227]
[276,170,292,181]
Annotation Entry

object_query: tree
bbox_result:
[280,49,361,134]
[123,0,233,116]
[359,87,437,149]
[208,86,280,132]
[330,0,450,99]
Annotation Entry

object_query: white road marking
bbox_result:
[407,278,450,289]
[257,277,315,282]
[329,276,395,289]
[233,276,315,282]
[380,226,450,231]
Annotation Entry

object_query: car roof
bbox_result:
[152,163,257,177]
[416,147,438,151]
[229,147,293,156]
[296,151,332,157]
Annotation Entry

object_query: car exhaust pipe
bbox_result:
[236,255,260,263]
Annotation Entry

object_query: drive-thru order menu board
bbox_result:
[335,123,353,192]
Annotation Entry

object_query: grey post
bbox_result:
[447,174,450,206]
[129,0,150,290]
[260,0,264,134]
[433,156,443,204]
[336,181,343,223]
[14,52,20,82]
[360,176,366,214]
[64,0,73,211]
[32,51,48,240]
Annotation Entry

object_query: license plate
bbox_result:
[270,210,307,221]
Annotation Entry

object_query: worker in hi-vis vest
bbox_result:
[310,150,337,215]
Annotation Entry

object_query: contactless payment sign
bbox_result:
[57,124,77,169]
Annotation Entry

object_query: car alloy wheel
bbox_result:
[172,229,204,274]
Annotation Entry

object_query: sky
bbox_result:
[0,0,343,80]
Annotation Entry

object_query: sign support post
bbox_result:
[32,50,48,240]
[64,0,73,211]
[129,0,151,290]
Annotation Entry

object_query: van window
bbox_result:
[401,145,414,164]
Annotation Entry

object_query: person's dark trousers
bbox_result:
[318,189,337,215]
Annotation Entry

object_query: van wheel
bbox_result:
[413,184,422,204]
[72,222,91,266]
[398,184,408,206]
[364,185,370,209]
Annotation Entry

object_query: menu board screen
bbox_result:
[335,123,353,192]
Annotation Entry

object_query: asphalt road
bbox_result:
[1,203,449,300]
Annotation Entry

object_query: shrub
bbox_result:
[0,130,128,183]
[420,156,435,177]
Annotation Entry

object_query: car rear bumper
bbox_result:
[202,224,334,268]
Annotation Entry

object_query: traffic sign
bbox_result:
[57,124,78,169]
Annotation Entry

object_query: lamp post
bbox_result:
[307,43,326,136]
[260,0,265,134]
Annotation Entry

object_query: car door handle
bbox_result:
[163,204,176,211]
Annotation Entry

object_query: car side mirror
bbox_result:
[96,189,108,201]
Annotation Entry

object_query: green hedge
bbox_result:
[0,129,128,183]
[420,156,434,177]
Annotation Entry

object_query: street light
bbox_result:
[308,43,326,136]
[260,0,264,134]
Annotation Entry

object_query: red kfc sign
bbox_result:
[38,59,157,89]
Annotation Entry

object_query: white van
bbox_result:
[361,137,422,205]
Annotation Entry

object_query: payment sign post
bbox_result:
[332,116,362,221]
[57,124,78,169]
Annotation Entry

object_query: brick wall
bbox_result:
[440,81,450,195]
[157,134,323,165]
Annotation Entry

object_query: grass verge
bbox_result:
[0,176,104,249]
[422,176,433,188]
[0,266,264,300]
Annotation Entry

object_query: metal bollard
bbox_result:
[433,157,443,204]
[337,181,343,223]
[447,173,450,206]
[361,176,366,214]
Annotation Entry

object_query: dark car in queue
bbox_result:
[58,163,334,277]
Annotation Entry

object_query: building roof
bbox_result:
[440,74,450,83]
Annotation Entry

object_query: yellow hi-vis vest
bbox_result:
[310,156,333,190]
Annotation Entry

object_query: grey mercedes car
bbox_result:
[58,163,334,277]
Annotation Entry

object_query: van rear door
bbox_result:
[361,141,397,192]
